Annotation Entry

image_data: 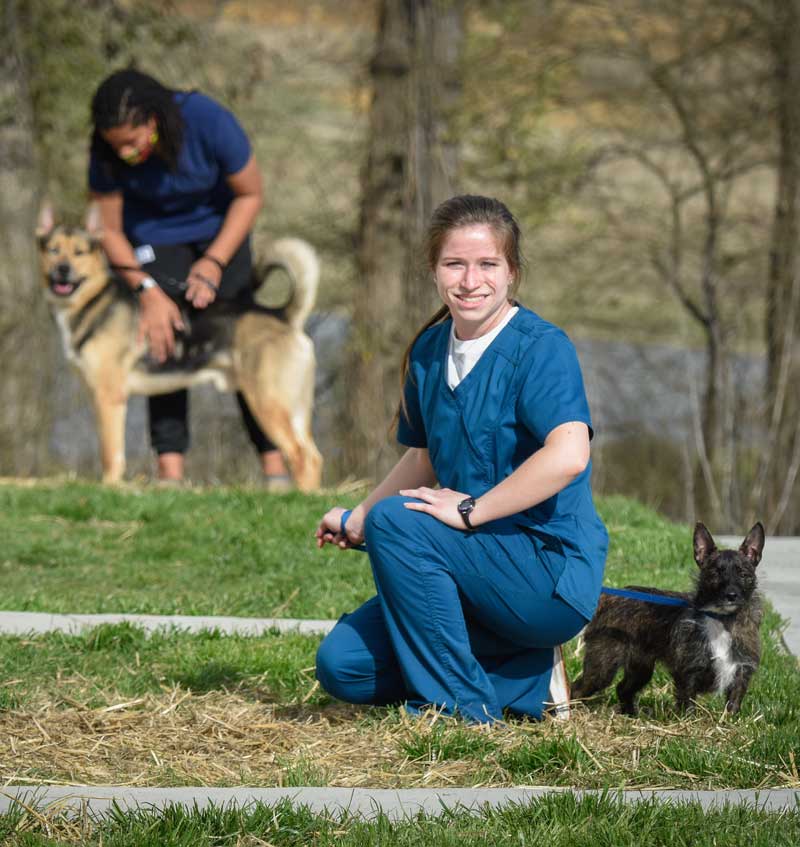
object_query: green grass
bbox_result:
[399,722,499,763]
[0,623,322,709]
[2,795,800,846]
[0,483,371,618]
[0,484,693,619]
[0,481,798,793]
[391,613,800,790]
[2,610,796,789]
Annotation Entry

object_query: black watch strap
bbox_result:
[457,496,476,530]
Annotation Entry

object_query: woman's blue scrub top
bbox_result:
[397,306,609,621]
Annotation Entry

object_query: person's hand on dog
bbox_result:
[185,256,222,309]
[316,505,366,550]
[400,486,474,529]
[138,287,184,363]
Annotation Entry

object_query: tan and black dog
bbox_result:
[37,205,322,489]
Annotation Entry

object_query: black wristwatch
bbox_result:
[457,496,477,531]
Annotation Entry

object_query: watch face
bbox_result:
[458,496,475,530]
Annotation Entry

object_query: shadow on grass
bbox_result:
[173,661,247,693]
[169,663,331,704]
[270,702,370,723]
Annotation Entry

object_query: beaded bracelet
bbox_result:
[191,271,220,293]
[202,253,227,272]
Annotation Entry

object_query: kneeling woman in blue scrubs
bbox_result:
[315,195,608,723]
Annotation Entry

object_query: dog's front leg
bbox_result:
[91,383,128,483]
[673,666,710,714]
[724,665,754,714]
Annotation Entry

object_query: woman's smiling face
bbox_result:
[434,224,514,340]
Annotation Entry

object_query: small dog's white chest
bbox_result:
[704,616,738,693]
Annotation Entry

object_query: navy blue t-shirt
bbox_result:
[88,91,251,246]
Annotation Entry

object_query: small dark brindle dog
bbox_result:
[572,523,765,715]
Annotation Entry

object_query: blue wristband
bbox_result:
[338,509,368,552]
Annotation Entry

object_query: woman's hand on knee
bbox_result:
[399,487,471,530]
[316,505,365,549]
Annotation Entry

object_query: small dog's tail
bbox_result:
[255,237,319,330]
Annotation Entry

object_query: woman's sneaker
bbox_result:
[547,644,571,720]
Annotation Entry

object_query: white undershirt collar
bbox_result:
[447,306,519,389]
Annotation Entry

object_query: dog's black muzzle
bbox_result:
[48,264,86,297]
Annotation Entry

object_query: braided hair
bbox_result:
[90,69,184,171]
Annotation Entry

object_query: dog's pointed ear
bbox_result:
[85,203,104,243]
[36,202,55,242]
[740,522,765,567]
[693,523,716,567]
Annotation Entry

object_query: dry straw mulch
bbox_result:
[2,687,798,790]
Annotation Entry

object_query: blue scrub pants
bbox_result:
[316,496,587,724]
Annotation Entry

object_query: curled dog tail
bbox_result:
[254,237,319,330]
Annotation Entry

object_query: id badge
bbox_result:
[134,244,156,265]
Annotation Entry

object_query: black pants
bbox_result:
[140,238,275,456]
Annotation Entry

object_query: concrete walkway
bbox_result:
[1,786,799,820]
[0,611,334,637]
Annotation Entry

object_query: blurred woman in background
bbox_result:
[88,68,289,485]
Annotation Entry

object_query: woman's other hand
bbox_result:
[316,506,366,549]
[399,487,472,529]
[185,256,222,308]
[138,286,184,363]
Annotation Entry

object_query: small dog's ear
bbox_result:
[36,203,55,242]
[740,522,765,567]
[85,203,104,244]
[693,522,716,567]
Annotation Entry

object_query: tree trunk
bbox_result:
[766,0,800,397]
[0,0,52,475]
[762,0,800,527]
[341,0,463,482]
[406,0,463,329]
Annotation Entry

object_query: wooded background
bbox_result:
[2,0,799,533]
